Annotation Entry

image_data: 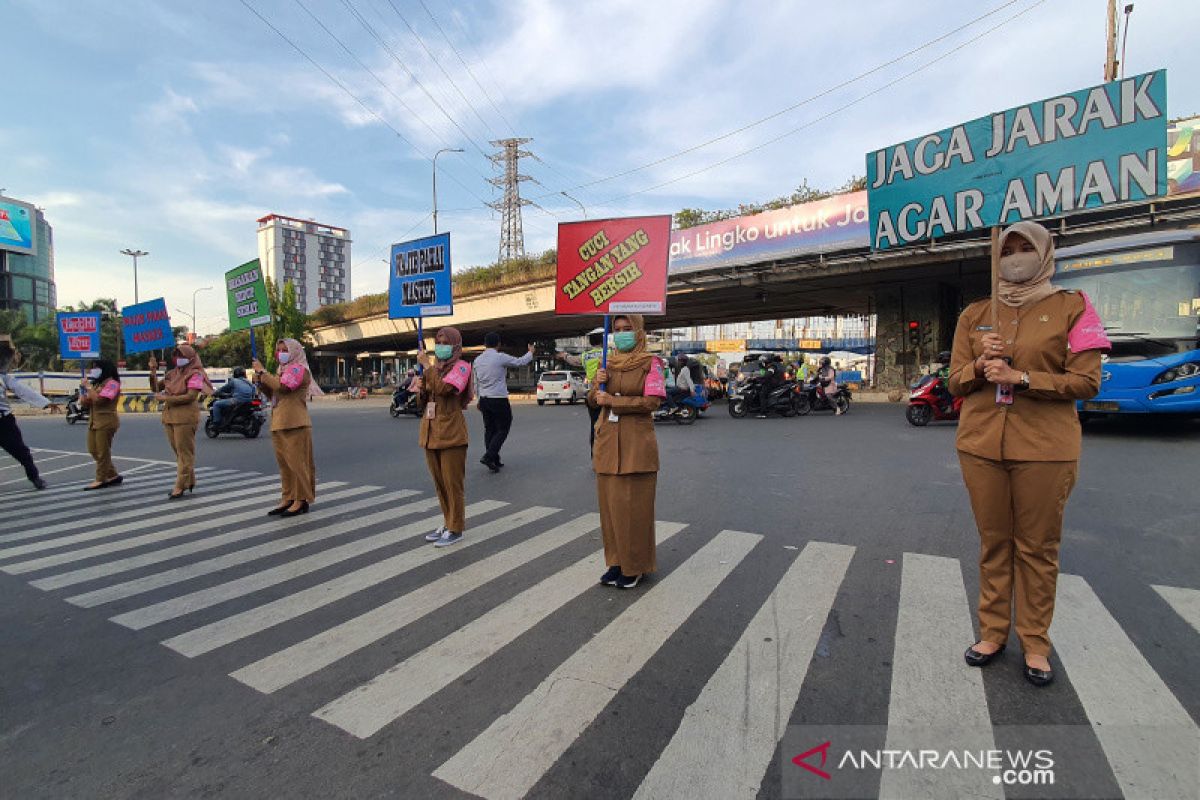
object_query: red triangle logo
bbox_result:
[792,740,833,780]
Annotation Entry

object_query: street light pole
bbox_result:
[432,148,464,235]
[560,191,587,219]
[192,286,213,339]
[120,249,149,304]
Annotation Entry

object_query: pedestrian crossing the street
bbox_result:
[2,451,1198,799]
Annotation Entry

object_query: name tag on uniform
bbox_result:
[975,325,993,331]
[424,402,436,420]
[608,411,619,423]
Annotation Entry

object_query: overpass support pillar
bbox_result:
[871,282,965,391]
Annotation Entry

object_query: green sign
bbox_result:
[224,259,272,332]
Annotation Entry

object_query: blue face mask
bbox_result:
[434,344,454,361]
[612,331,637,352]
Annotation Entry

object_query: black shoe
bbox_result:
[600,566,621,586]
[964,643,1006,667]
[83,483,104,491]
[167,490,186,500]
[1024,663,1054,687]
[480,455,500,473]
[279,501,309,518]
[105,475,124,487]
[615,573,642,589]
[32,477,48,490]
[267,505,289,517]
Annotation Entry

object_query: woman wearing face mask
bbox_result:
[148,344,213,499]
[590,314,667,589]
[948,221,1109,687]
[253,338,323,517]
[80,359,123,490]
[416,327,473,548]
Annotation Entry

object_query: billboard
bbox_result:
[121,298,174,354]
[1168,115,1200,196]
[556,215,672,315]
[389,232,453,319]
[0,195,37,256]
[57,312,101,360]
[669,192,869,274]
[224,259,272,332]
[867,70,1168,250]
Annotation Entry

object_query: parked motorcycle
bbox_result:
[203,397,266,438]
[796,381,852,415]
[65,387,89,425]
[654,388,709,425]
[905,375,961,426]
[727,379,802,418]
[389,388,421,418]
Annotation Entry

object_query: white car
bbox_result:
[536,371,586,405]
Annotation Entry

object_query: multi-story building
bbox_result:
[0,195,57,324]
[256,214,351,314]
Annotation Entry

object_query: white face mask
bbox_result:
[88,368,102,379]
[277,352,291,364]
[175,358,190,368]
[999,251,1042,283]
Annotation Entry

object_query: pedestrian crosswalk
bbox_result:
[2,451,1198,799]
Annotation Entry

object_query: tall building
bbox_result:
[0,195,57,324]
[256,214,351,314]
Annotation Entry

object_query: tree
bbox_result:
[198,328,252,368]
[262,279,310,370]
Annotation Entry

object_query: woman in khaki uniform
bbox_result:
[590,314,667,589]
[80,359,123,490]
[254,338,322,518]
[949,220,1109,686]
[417,327,474,548]
[149,344,212,499]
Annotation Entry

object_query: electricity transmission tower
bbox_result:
[488,137,533,263]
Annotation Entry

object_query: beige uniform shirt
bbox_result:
[258,369,312,432]
[419,366,469,450]
[588,361,661,475]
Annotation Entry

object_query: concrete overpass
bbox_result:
[310,193,1200,388]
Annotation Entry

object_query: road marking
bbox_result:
[0,482,300,568]
[12,466,223,503]
[880,553,1000,800]
[230,512,600,692]
[1152,584,1200,635]
[1053,574,1200,800]
[633,541,855,800]
[5,482,355,575]
[0,453,72,471]
[164,505,560,657]
[31,447,181,465]
[0,460,110,486]
[429,530,759,797]
[0,474,270,542]
[310,520,686,735]
[8,468,229,513]
[110,500,509,630]
[49,487,405,599]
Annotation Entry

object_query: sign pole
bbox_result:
[600,314,610,391]
[989,226,1001,330]
[249,325,258,361]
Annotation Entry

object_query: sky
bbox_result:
[3,0,1198,335]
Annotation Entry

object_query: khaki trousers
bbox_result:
[273,427,316,504]
[424,445,467,532]
[87,427,119,483]
[958,451,1078,657]
[164,421,198,492]
[597,473,658,575]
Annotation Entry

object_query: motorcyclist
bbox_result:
[393,368,417,407]
[667,355,694,410]
[932,350,954,410]
[757,355,785,418]
[212,366,255,428]
[816,356,843,415]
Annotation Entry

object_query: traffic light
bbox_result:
[907,320,921,346]
[920,321,934,348]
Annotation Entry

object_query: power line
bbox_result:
[593,0,1047,208]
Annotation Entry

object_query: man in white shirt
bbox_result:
[0,336,53,489]
[473,331,535,471]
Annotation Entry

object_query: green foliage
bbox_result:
[262,279,311,370]
[0,309,59,371]
[674,176,867,230]
[199,328,252,368]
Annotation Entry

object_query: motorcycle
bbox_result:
[654,388,709,425]
[204,396,266,438]
[796,380,852,415]
[389,387,421,418]
[905,375,961,426]
[65,387,89,425]
[727,378,802,418]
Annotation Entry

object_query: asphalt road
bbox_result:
[2,399,1198,799]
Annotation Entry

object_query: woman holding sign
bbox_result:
[416,326,473,548]
[80,359,123,490]
[253,338,322,517]
[149,344,212,499]
[949,221,1108,687]
[590,314,666,589]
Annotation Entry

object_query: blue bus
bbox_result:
[1053,229,1200,420]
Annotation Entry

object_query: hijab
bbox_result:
[162,344,213,396]
[434,326,473,403]
[997,221,1060,309]
[276,337,325,399]
[606,314,656,373]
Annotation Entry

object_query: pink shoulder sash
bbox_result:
[1068,292,1112,353]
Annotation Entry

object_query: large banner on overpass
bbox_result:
[867,70,1168,250]
[556,215,672,315]
[669,191,868,274]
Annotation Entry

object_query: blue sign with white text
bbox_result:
[867,70,1168,250]
[57,312,102,361]
[121,298,174,354]
[388,232,453,319]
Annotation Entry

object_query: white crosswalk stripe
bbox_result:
[2,464,192,495]
[6,469,233,520]
[1153,584,1200,635]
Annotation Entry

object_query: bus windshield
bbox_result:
[1054,262,1200,359]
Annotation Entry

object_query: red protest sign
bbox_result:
[555,215,672,315]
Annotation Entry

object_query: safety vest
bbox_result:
[582,348,604,382]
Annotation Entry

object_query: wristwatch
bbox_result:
[1020,372,1030,388]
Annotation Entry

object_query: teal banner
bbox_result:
[867,70,1168,250]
